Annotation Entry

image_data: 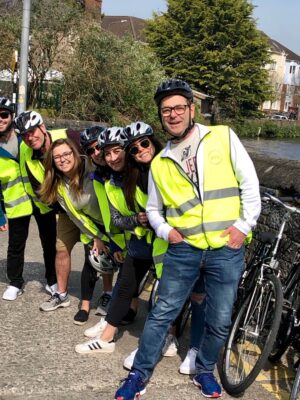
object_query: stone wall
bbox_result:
[247,153,300,276]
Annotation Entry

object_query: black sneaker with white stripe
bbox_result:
[95,292,112,316]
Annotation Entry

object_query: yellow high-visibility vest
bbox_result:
[105,180,167,276]
[151,125,251,249]
[19,129,67,214]
[0,141,32,219]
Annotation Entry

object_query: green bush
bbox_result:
[218,118,300,138]
[61,27,165,133]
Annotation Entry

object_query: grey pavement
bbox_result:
[0,219,292,400]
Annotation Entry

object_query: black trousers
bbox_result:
[80,244,98,301]
[106,254,153,327]
[7,207,57,289]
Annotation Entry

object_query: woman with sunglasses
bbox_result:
[38,136,122,325]
[75,123,175,357]
[79,126,125,317]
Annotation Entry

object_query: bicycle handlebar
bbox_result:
[262,192,300,214]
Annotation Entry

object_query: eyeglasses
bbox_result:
[53,150,73,162]
[129,139,151,156]
[0,111,10,120]
[160,104,189,117]
[86,144,101,156]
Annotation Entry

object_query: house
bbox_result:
[262,33,300,119]
[101,15,147,43]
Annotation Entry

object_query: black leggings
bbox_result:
[106,254,153,327]
[80,244,99,301]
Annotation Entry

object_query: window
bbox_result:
[289,65,296,74]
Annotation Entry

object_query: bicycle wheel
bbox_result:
[219,273,283,395]
[290,360,300,400]
[269,277,300,362]
[148,278,160,311]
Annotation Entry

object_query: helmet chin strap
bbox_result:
[37,127,48,152]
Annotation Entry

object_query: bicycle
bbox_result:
[290,357,300,400]
[219,193,300,396]
[268,250,300,363]
[138,264,192,338]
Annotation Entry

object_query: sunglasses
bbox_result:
[0,111,10,120]
[129,139,151,156]
[86,144,101,156]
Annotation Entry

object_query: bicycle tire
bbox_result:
[137,267,154,297]
[219,273,283,395]
[269,274,300,362]
[290,361,300,400]
[268,306,294,362]
[148,278,160,311]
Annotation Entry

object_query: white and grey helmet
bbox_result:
[88,249,119,275]
[98,126,127,149]
[14,111,43,135]
[123,121,153,144]
[0,97,15,113]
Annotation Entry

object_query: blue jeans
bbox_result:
[132,241,245,381]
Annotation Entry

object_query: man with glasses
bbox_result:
[15,111,83,311]
[0,100,56,301]
[115,79,261,400]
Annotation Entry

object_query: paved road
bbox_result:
[0,219,296,399]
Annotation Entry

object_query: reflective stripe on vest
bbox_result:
[93,179,125,250]
[151,125,251,249]
[58,183,108,245]
[20,129,67,214]
[105,181,151,241]
[0,156,32,219]
[105,180,167,270]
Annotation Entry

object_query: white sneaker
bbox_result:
[2,285,23,301]
[84,318,107,338]
[75,337,115,354]
[179,348,197,375]
[123,348,138,370]
[162,334,178,357]
[45,283,58,295]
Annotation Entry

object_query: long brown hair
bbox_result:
[123,135,163,211]
[38,138,84,205]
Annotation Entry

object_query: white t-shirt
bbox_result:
[169,129,200,187]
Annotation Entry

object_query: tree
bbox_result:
[146,0,271,118]
[0,0,83,107]
[61,24,165,131]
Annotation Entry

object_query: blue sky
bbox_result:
[102,0,300,55]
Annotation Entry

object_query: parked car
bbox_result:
[270,114,288,120]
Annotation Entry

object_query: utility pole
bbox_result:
[17,0,31,115]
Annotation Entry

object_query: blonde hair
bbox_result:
[38,138,84,205]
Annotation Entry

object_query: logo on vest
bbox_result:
[208,150,222,165]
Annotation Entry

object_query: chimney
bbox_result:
[84,0,102,16]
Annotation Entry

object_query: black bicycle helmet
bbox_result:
[123,121,153,144]
[98,126,127,149]
[154,78,193,106]
[0,97,15,113]
[80,125,106,151]
[14,111,43,135]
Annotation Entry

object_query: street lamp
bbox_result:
[17,0,31,114]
